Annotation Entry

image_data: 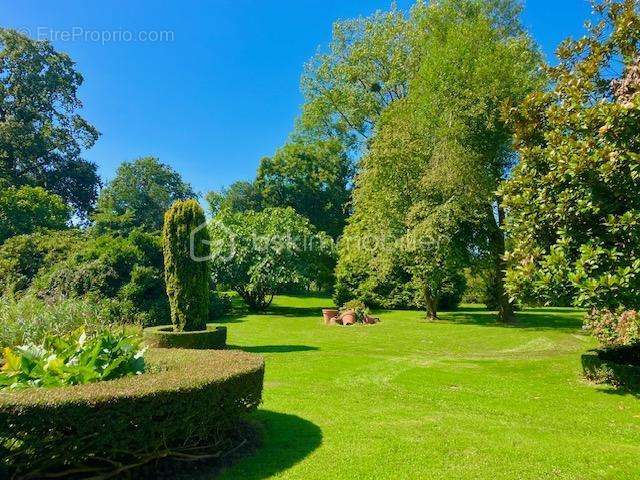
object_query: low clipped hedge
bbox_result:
[0,348,264,479]
[582,345,640,389]
[144,324,227,349]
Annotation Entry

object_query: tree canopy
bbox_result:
[501,0,640,312]
[0,183,69,244]
[256,138,353,238]
[209,207,333,310]
[334,0,542,320]
[96,157,195,232]
[0,29,100,218]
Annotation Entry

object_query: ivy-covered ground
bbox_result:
[211,295,639,480]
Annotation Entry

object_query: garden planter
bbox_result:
[322,309,339,325]
[144,325,227,349]
[341,311,356,326]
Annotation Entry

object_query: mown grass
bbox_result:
[208,295,639,479]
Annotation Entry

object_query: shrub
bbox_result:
[163,199,210,331]
[0,330,146,389]
[584,309,640,348]
[16,229,169,326]
[0,230,82,295]
[210,291,233,319]
[144,325,227,349]
[0,184,70,243]
[0,349,264,478]
[0,295,116,349]
[582,345,640,388]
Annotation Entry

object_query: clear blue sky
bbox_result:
[4,0,594,196]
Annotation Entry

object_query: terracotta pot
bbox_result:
[341,311,356,326]
[322,309,339,325]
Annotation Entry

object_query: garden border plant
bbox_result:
[144,199,228,348]
[0,348,264,479]
[144,324,227,349]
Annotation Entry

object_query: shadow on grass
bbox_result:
[443,309,584,332]
[221,410,322,480]
[260,304,322,318]
[229,344,319,354]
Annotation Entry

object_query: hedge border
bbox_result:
[144,324,227,349]
[581,349,640,389]
[0,348,264,478]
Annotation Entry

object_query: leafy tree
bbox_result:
[501,0,640,312]
[209,207,332,311]
[334,0,541,321]
[96,157,195,231]
[256,139,353,238]
[0,29,100,217]
[0,184,69,243]
[163,199,210,331]
[403,204,470,319]
[298,2,426,147]
[205,180,262,217]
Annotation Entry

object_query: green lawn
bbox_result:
[212,295,639,480]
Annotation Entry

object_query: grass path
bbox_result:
[211,295,639,479]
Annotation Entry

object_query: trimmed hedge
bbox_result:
[144,324,228,349]
[582,345,640,389]
[0,348,264,479]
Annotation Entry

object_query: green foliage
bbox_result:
[0,295,118,350]
[502,0,640,313]
[0,349,264,478]
[585,309,640,348]
[0,329,145,389]
[210,207,333,311]
[163,199,210,331]
[0,184,69,243]
[210,291,233,319]
[256,139,353,239]
[0,230,82,295]
[334,0,540,320]
[0,29,100,217]
[299,2,425,144]
[143,325,227,349]
[96,157,195,231]
[206,180,263,216]
[0,228,169,326]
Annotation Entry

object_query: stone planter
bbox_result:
[322,308,339,325]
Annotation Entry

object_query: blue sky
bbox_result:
[4,0,594,196]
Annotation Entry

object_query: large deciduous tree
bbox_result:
[299,2,426,148]
[501,0,640,313]
[256,139,353,238]
[0,29,100,218]
[334,0,542,321]
[96,157,195,232]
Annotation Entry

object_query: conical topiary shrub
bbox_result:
[162,199,210,332]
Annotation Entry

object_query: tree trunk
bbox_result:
[425,288,438,321]
[488,203,516,323]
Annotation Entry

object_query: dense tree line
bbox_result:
[2,0,639,322]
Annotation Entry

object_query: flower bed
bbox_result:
[0,348,264,478]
